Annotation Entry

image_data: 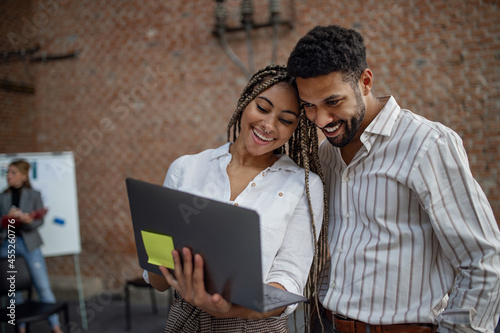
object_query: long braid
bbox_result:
[298,116,329,333]
[226,65,329,333]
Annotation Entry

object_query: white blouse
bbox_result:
[144,143,324,315]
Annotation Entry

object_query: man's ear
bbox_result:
[359,68,373,96]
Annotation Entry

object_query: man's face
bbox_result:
[296,72,366,147]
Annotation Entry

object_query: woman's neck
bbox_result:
[228,140,278,169]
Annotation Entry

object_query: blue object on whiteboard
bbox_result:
[32,161,37,180]
[54,217,65,225]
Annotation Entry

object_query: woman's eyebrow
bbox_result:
[257,95,299,117]
[283,110,299,118]
[256,96,273,107]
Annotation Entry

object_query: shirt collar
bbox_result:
[269,154,300,173]
[211,142,299,173]
[210,142,232,160]
[364,95,400,137]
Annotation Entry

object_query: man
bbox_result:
[287,25,500,333]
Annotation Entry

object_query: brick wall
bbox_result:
[1,0,499,291]
[0,0,37,152]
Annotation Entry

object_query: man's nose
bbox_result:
[306,107,333,129]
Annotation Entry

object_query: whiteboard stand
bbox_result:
[73,254,88,330]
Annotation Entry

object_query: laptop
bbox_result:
[125,178,307,312]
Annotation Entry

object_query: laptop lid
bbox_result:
[125,177,306,312]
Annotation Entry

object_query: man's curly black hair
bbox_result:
[287,25,368,84]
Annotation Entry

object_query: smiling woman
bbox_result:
[236,83,300,169]
[143,65,329,333]
[249,89,300,145]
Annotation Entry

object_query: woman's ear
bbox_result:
[359,68,373,96]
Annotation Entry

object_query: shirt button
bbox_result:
[338,248,343,253]
[342,176,350,182]
[343,212,349,218]
[278,192,283,197]
[234,202,239,206]
[251,182,256,187]
[330,282,336,288]
[262,172,266,176]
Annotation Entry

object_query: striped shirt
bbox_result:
[319,96,500,333]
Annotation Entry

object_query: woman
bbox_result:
[145,65,329,332]
[0,160,63,333]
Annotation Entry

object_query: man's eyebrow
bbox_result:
[323,94,342,101]
[300,94,342,104]
[256,96,273,107]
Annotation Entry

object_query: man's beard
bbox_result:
[327,92,366,147]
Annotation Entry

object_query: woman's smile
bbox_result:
[252,127,275,143]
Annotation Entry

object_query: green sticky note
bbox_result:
[141,230,175,269]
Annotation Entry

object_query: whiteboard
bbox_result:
[0,151,81,257]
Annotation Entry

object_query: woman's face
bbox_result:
[238,83,300,157]
[7,165,27,188]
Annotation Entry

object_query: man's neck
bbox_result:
[340,95,387,165]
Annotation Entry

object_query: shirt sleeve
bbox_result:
[265,171,324,316]
[411,130,500,332]
[163,156,184,189]
[22,190,44,231]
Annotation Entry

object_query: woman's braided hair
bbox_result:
[227,64,329,332]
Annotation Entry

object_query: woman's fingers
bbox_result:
[21,213,33,223]
[182,247,194,283]
[192,255,231,314]
[192,253,205,292]
[164,248,231,315]
[8,207,22,217]
[159,265,178,289]
[169,247,196,302]
[171,249,183,280]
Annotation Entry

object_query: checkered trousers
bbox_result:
[164,292,290,332]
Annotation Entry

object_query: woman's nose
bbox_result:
[262,115,278,133]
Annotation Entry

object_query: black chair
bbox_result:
[0,256,69,333]
[124,277,158,330]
